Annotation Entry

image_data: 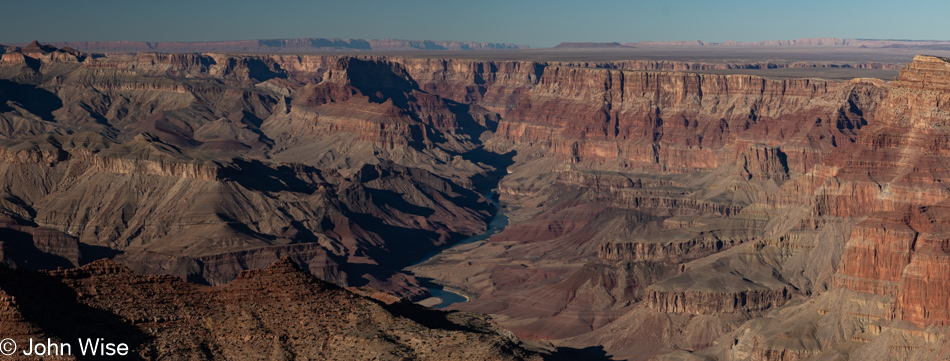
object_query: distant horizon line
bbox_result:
[6,36,950,51]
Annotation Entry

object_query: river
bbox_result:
[407,192,508,309]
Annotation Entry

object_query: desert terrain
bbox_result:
[3,38,950,360]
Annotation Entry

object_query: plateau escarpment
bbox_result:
[5,41,950,360]
[403,53,881,348]
[407,55,950,359]
[26,38,528,53]
[669,55,950,361]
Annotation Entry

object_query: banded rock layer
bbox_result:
[4,42,950,360]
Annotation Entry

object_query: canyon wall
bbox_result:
[6,42,950,360]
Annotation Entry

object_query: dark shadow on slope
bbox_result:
[545,346,618,361]
[440,99,516,191]
[0,79,63,121]
[353,161,493,216]
[0,228,77,269]
[0,267,152,360]
[214,216,279,242]
[381,298,489,334]
[222,159,320,194]
[466,148,516,191]
[78,244,123,265]
[245,58,287,82]
[342,58,419,109]
[365,188,436,217]
[445,100,495,137]
[338,210,450,269]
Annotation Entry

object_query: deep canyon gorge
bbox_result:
[2,40,950,360]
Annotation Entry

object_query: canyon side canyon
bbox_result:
[2,40,950,360]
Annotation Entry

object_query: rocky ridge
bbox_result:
[0,258,547,360]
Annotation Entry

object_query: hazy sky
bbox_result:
[2,0,947,47]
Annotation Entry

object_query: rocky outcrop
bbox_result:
[646,286,794,315]
[0,258,546,360]
[819,57,950,329]
[598,231,754,264]
[688,55,950,361]
[734,144,789,181]
[895,249,950,326]
[834,215,917,295]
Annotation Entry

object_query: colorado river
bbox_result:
[408,191,508,309]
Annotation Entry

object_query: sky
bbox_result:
[1,0,948,48]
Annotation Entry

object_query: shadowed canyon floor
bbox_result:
[3,41,950,360]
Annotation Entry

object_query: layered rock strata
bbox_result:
[6,42,950,360]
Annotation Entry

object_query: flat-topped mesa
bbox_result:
[629,37,950,48]
[38,38,528,53]
[593,189,746,216]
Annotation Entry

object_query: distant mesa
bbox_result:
[625,37,950,48]
[13,38,529,53]
[553,42,631,49]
